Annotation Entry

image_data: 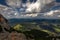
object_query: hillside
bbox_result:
[8,19,60,35]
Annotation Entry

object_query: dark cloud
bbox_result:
[0,0,8,6]
[22,0,37,3]
[56,0,60,2]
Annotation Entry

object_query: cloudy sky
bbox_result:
[0,0,60,19]
[0,0,60,5]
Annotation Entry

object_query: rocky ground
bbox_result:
[0,32,27,40]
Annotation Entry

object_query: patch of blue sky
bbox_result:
[56,0,60,2]
[0,0,60,6]
[0,0,8,6]
[22,0,37,3]
[50,5,60,10]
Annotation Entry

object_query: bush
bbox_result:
[23,29,49,40]
[13,24,25,32]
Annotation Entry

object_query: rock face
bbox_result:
[0,14,11,32]
[0,32,27,40]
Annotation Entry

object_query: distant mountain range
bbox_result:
[8,18,60,34]
[8,18,60,25]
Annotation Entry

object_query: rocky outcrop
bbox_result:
[0,32,27,40]
[0,14,11,32]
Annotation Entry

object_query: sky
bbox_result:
[0,0,60,6]
[56,0,60,2]
[0,0,60,19]
[0,0,37,7]
[0,0,7,6]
